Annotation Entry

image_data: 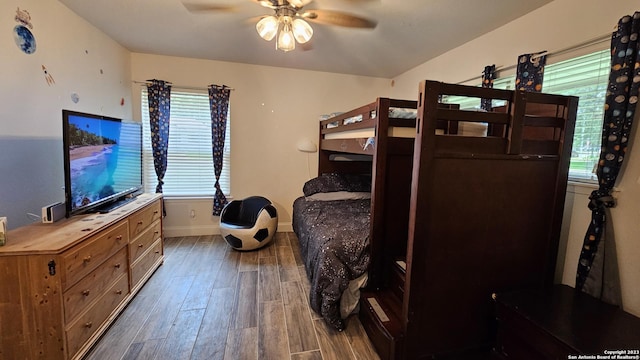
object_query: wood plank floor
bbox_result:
[85,232,381,360]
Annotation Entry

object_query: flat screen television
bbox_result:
[62,110,143,216]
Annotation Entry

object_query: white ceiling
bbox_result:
[58,0,553,78]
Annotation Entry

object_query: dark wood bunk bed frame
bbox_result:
[317,80,578,359]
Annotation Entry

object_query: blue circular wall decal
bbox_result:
[13,25,36,54]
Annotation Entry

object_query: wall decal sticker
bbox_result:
[13,8,36,54]
[42,65,55,85]
[15,7,32,28]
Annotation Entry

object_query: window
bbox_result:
[442,49,609,181]
[542,50,609,181]
[141,88,231,196]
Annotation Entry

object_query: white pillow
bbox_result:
[305,191,371,201]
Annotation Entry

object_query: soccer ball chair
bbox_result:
[219,196,278,251]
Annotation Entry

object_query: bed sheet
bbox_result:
[292,196,371,330]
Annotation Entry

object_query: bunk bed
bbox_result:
[293,98,425,330]
[293,80,578,358]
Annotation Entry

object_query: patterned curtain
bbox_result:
[208,85,231,216]
[481,64,496,111]
[515,51,547,92]
[146,80,171,195]
[576,12,640,305]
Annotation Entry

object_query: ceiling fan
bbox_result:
[183,0,377,52]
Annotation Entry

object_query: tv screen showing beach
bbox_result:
[66,113,142,212]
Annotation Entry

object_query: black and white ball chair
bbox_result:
[219,196,278,251]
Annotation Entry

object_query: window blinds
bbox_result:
[141,88,231,196]
[542,49,609,181]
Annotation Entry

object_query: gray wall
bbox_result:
[0,136,65,229]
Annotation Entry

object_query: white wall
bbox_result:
[130,54,392,236]
[391,0,632,97]
[0,0,131,229]
[390,0,640,317]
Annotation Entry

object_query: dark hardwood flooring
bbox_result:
[85,232,380,360]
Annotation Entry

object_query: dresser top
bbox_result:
[0,193,162,256]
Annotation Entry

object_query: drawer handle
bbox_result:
[137,220,144,225]
[82,290,90,297]
[85,322,93,328]
[116,235,123,240]
[153,210,159,214]
[138,244,144,248]
[154,231,159,234]
[114,263,121,269]
[116,289,123,295]
[155,250,161,254]
[83,256,92,263]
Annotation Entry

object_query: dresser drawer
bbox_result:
[63,247,128,324]
[131,238,163,289]
[129,201,162,239]
[65,273,129,357]
[129,219,161,263]
[62,221,129,290]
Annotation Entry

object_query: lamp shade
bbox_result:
[292,19,313,44]
[296,138,317,153]
[276,19,296,52]
[256,15,278,41]
[288,0,312,7]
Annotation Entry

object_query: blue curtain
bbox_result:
[208,85,231,216]
[576,12,640,305]
[481,64,496,111]
[515,51,546,92]
[146,80,171,195]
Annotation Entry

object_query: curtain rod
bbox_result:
[132,80,235,91]
[456,33,611,85]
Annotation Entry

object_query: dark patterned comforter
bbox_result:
[292,196,371,330]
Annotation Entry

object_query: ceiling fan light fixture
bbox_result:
[276,21,295,52]
[292,18,313,44]
[256,15,278,41]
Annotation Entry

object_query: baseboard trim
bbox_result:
[163,222,293,238]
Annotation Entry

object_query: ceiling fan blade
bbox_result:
[245,15,269,25]
[182,3,237,12]
[301,9,377,28]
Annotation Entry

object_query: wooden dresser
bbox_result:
[0,193,163,360]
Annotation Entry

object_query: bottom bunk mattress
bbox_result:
[292,196,371,330]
